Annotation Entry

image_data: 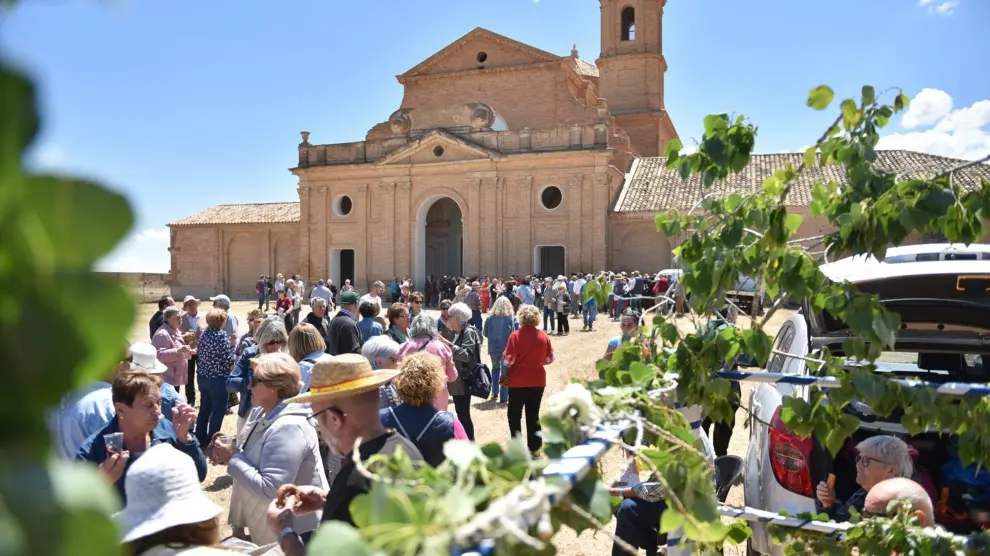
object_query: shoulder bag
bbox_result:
[462,328,492,400]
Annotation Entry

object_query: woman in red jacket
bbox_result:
[500,304,554,455]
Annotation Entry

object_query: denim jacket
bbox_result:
[483,315,519,359]
[227,345,260,418]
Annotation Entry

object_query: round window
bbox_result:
[433,145,445,158]
[335,195,353,216]
[476,51,488,63]
[540,186,563,210]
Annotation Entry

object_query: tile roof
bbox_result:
[169,202,300,226]
[574,58,599,78]
[614,150,990,213]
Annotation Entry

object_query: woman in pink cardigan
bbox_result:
[396,313,456,411]
[152,306,193,388]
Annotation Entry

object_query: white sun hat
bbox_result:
[129,343,167,374]
[115,444,222,543]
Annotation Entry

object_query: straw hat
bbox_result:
[286,353,399,404]
[129,343,167,374]
[114,444,222,543]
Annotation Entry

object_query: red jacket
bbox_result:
[502,326,553,388]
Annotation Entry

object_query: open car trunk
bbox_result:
[802,264,990,531]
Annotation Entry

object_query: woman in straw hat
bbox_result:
[211,352,327,546]
[265,354,423,553]
[116,444,229,556]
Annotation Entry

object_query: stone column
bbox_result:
[593,173,610,271]
[396,181,412,278]
[464,178,481,278]
[568,174,583,273]
[379,180,396,280]
[481,177,499,278]
[515,175,533,275]
[315,186,328,279]
[356,184,369,289]
[298,187,311,279]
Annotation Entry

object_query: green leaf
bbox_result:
[308,521,376,555]
[571,477,612,524]
[628,361,655,386]
[804,146,817,168]
[894,92,910,111]
[0,68,39,184]
[807,85,835,110]
[840,99,862,129]
[22,175,134,270]
[861,85,876,106]
[665,138,683,158]
[785,213,803,235]
[660,509,685,533]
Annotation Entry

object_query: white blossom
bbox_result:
[545,383,601,427]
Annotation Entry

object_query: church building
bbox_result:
[168,0,988,298]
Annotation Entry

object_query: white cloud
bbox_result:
[97,227,171,273]
[877,90,990,161]
[917,0,959,16]
[901,88,953,129]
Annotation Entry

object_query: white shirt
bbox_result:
[360,293,381,307]
[49,381,115,459]
[573,279,586,295]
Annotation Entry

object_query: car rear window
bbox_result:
[844,351,986,381]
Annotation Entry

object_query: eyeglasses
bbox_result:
[306,406,343,427]
[266,340,287,347]
[855,453,886,468]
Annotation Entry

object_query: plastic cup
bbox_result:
[104,432,124,455]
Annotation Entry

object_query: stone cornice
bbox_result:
[399,27,561,81]
[399,60,561,84]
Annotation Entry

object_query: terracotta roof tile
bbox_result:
[614,150,990,213]
[169,202,300,226]
[574,58,599,78]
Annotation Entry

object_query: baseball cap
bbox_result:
[209,294,231,308]
[340,290,361,305]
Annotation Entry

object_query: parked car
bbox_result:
[727,276,765,314]
[744,243,990,555]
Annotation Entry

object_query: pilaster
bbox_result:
[379,180,397,280]
[356,184,369,289]
[298,187,311,278]
[465,178,482,278]
[594,173,610,271]
[515,175,534,275]
[315,186,328,278]
[396,181,412,278]
[568,174,583,273]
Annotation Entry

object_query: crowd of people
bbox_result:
[46,268,940,556]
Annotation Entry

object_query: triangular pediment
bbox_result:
[375,130,502,167]
[400,27,560,79]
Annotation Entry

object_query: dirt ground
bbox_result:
[130,301,795,554]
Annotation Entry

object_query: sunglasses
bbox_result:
[266,340,287,347]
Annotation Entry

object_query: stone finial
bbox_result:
[571,44,579,58]
[299,131,311,146]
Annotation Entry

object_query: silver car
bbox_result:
[744,243,990,555]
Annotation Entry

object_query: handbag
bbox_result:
[461,328,492,399]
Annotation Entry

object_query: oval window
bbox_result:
[335,195,353,216]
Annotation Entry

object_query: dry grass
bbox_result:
[130,301,797,554]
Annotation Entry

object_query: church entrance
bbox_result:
[416,196,464,288]
[425,198,463,279]
[534,245,566,278]
[329,248,355,289]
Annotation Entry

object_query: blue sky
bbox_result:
[3,0,988,272]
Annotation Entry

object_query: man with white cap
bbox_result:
[264,354,423,554]
[115,443,229,555]
[210,294,239,344]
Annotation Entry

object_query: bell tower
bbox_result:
[597,0,677,157]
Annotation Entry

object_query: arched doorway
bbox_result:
[415,196,464,288]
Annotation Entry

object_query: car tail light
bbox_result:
[768,406,813,497]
